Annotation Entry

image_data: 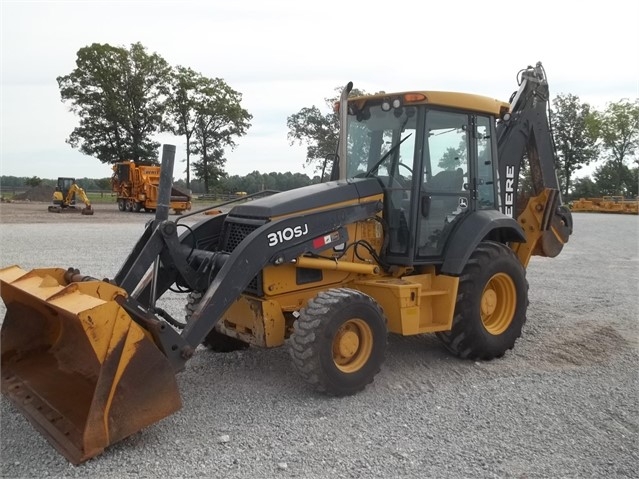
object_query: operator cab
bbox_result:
[56,177,77,205]
[342,92,506,265]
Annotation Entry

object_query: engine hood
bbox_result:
[228,178,383,219]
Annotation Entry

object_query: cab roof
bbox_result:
[349,91,511,116]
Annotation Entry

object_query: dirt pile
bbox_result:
[12,185,55,202]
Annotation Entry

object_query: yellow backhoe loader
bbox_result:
[0,62,572,464]
[47,177,94,215]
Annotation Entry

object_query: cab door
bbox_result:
[416,110,471,258]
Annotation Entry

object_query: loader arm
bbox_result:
[495,62,573,265]
[111,192,383,370]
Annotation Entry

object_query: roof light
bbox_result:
[404,93,426,103]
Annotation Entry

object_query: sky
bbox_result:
[1,0,638,181]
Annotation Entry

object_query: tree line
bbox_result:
[0,171,319,196]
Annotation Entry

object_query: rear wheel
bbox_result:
[118,199,125,211]
[125,201,133,212]
[288,288,387,396]
[437,241,528,360]
[132,201,141,212]
[185,291,250,352]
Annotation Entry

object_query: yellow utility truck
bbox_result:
[111,160,192,214]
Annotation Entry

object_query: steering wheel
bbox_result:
[398,162,413,175]
[394,162,413,188]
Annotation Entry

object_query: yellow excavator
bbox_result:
[47,177,94,215]
[0,62,572,464]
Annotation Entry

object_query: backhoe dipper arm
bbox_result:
[66,183,92,211]
[495,62,572,264]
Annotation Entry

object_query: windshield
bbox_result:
[345,104,417,181]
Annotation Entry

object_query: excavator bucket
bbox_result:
[0,265,182,464]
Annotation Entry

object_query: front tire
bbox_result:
[185,291,250,352]
[437,241,528,360]
[288,288,387,396]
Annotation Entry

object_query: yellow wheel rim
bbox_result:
[481,273,516,335]
[332,318,373,373]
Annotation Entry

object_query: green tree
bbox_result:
[593,161,635,196]
[218,174,243,194]
[191,146,227,193]
[165,66,216,189]
[287,86,367,175]
[190,80,252,193]
[95,178,112,191]
[596,99,639,195]
[25,176,42,187]
[57,42,171,164]
[240,171,262,193]
[570,176,599,199]
[551,94,599,196]
[0,176,24,188]
[628,167,638,198]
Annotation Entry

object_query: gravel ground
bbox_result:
[0,203,637,478]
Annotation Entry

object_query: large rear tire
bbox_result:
[185,291,250,352]
[118,199,125,211]
[437,241,528,360]
[288,288,387,396]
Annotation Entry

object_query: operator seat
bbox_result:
[431,168,464,213]
[419,168,465,254]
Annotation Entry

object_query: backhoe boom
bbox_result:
[495,62,572,262]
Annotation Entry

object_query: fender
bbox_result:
[441,210,525,276]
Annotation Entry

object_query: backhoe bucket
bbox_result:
[0,266,182,464]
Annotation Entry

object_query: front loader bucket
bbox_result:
[0,266,182,464]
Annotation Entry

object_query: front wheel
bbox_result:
[437,241,528,360]
[185,291,250,352]
[288,288,387,396]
